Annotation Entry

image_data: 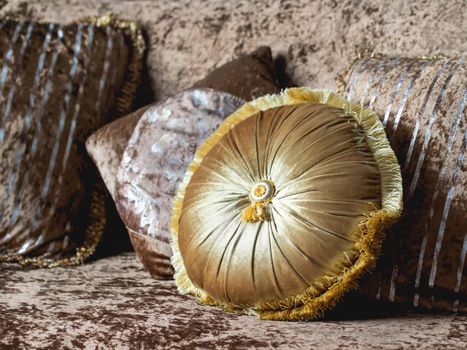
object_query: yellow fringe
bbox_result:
[170,88,403,321]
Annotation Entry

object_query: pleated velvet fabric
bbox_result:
[343,56,467,312]
[171,88,403,320]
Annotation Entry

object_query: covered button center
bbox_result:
[242,180,275,223]
[250,180,275,202]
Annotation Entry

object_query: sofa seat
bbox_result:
[1,253,466,349]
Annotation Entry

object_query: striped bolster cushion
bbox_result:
[342,56,466,312]
[0,16,144,266]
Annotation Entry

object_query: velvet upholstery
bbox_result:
[1,0,466,346]
[1,253,466,349]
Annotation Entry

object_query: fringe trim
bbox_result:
[170,88,403,321]
[0,14,145,267]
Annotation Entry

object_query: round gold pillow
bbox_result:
[171,88,403,321]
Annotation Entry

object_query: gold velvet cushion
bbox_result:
[0,16,144,266]
[171,88,403,320]
[341,55,467,312]
[87,47,280,279]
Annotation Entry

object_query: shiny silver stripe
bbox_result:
[28,24,84,234]
[0,22,35,144]
[0,21,25,143]
[385,62,429,302]
[94,26,114,114]
[428,116,467,288]
[6,27,63,249]
[413,233,428,307]
[25,27,64,162]
[408,60,463,198]
[109,35,120,94]
[411,61,450,307]
[453,233,467,312]
[345,58,370,101]
[375,284,382,301]
[388,266,398,302]
[391,61,429,133]
[411,60,463,306]
[40,25,96,241]
[368,58,401,109]
[0,24,55,226]
[382,61,413,127]
[404,61,451,173]
[0,21,24,95]
[358,59,386,107]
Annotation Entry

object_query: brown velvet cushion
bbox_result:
[0,16,145,266]
[192,46,280,101]
[86,47,280,278]
[342,56,466,312]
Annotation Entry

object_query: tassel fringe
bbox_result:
[241,202,267,223]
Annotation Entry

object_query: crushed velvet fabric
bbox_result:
[86,107,146,197]
[0,17,141,265]
[1,0,466,345]
[3,0,464,101]
[1,253,467,349]
[343,57,467,313]
[116,89,245,279]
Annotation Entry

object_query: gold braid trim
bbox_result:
[335,47,380,95]
[0,14,145,267]
[335,48,451,96]
[82,14,146,116]
[0,186,106,268]
[171,88,403,321]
